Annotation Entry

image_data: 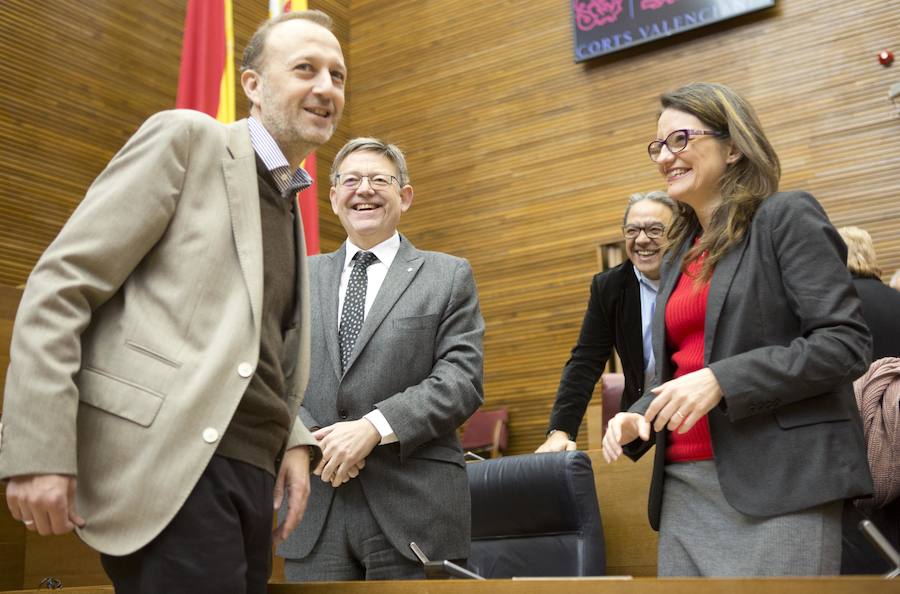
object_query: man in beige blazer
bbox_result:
[0,10,345,594]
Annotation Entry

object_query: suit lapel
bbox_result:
[222,120,263,330]
[704,232,749,364]
[344,235,423,373]
[620,261,644,378]
[321,245,346,380]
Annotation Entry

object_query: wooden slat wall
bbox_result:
[0,288,24,591]
[347,0,900,455]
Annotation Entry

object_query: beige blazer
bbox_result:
[0,111,315,555]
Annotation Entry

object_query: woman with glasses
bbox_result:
[602,82,873,576]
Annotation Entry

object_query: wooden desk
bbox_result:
[0,577,895,594]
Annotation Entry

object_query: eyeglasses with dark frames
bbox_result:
[648,129,724,162]
[622,223,666,240]
[334,173,399,190]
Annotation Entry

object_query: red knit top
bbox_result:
[664,251,714,462]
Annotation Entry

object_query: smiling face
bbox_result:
[654,108,740,223]
[241,19,345,165]
[624,199,673,280]
[330,150,414,249]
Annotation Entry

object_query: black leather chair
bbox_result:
[466,451,605,578]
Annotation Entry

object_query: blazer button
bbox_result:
[202,427,219,443]
[339,409,348,420]
[238,362,254,378]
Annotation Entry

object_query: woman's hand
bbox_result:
[645,368,723,433]
[601,412,651,463]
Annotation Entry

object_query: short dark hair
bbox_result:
[331,138,410,187]
[241,10,333,73]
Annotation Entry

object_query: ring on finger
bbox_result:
[674,411,685,419]
[23,519,34,526]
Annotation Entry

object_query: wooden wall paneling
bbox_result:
[0,0,351,287]
[0,2,324,588]
[0,0,186,289]
[0,287,24,590]
[348,0,900,455]
[266,577,895,594]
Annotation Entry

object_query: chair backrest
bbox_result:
[466,451,606,578]
[600,373,625,434]
[460,408,509,455]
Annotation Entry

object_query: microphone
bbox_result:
[859,519,900,579]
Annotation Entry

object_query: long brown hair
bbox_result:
[660,83,781,280]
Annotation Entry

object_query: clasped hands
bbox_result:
[601,367,723,463]
[313,418,381,488]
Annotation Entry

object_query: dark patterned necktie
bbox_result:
[339,251,378,372]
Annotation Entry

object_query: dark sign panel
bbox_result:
[572,0,775,62]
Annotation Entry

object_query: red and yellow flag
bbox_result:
[271,0,320,255]
[176,0,235,123]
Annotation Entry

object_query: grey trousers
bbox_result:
[658,460,842,576]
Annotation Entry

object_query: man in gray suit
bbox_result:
[1,10,344,593]
[277,137,484,580]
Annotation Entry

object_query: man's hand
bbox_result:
[535,430,577,453]
[313,419,380,487]
[273,446,311,546]
[645,368,723,434]
[601,412,651,463]
[6,474,85,536]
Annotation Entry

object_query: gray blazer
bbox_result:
[627,191,874,530]
[0,111,317,555]
[278,236,484,562]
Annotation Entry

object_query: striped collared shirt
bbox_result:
[247,116,312,198]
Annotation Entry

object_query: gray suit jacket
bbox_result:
[0,111,317,554]
[627,191,874,530]
[278,236,484,562]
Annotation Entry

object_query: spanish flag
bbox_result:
[176,0,235,123]
[271,0,321,255]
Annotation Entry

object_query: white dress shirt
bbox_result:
[338,233,401,444]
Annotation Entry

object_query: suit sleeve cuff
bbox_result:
[364,410,398,445]
[286,420,322,469]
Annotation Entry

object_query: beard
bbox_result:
[259,107,335,158]
[256,83,339,160]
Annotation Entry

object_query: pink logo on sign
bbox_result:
[573,0,624,31]
[640,0,678,10]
